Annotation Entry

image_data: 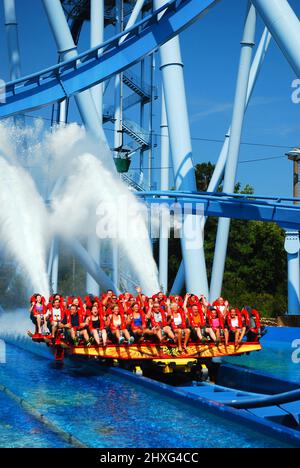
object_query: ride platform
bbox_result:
[27,332,262,361]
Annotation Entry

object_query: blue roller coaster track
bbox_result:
[0,0,219,118]
[138,191,300,231]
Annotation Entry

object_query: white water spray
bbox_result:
[0,122,50,297]
[47,124,159,295]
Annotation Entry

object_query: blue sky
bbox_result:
[1,0,300,197]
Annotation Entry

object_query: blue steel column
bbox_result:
[159,90,169,293]
[42,0,114,171]
[90,0,104,120]
[171,28,271,295]
[112,0,124,290]
[86,0,105,296]
[51,237,59,293]
[3,0,21,80]
[3,0,26,132]
[154,0,209,296]
[284,232,300,315]
[251,0,300,77]
[210,4,256,301]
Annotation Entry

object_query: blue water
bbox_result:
[224,328,300,384]
[0,391,70,448]
[0,343,292,448]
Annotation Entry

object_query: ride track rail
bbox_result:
[137,191,300,230]
[0,0,220,118]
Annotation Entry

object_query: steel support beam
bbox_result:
[50,237,59,294]
[154,0,209,296]
[86,0,105,296]
[159,90,169,293]
[210,3,256,301]
[3,0,26,136]
[66,238,119,294]
[252,0,300,77]
[42,0,114,171]
[284,231,300,315]
[90,0,104,120]
[171,27,271,294]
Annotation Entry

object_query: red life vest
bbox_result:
[65,310,84,330]
[89,310,106,331]
[48,304,66,322]
[109,306,126,331]
[208,308,225,329]
[227,310,243,331]
[150,307,168,328]
[240,308,250,327]
[171,308,187,330]
[129,309,146,331]
[187,305,205,328]
[247,308,261,333]
[32,302,47,316]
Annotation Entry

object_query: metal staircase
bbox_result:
[123,69,152,101]
[121,173,145,192]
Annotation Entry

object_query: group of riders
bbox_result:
[30,288,264,354]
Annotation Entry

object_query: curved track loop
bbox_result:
[0,0,219,118]
[137,191,300,230]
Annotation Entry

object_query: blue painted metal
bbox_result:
[42,0,112,165]
[284,231,300,315]
[159,90,169,293]
[171,27,272,295]
[252,0,300,78]
[50,237,59,294]
[3,0,26,131]
[0,0,219,119]
[86,0,104,295]
[66,237,119,294]
[247,406,295,427]
[90,0,104,120]
[3,0,21,81]
[208,27,271,195]
[210,4,256,301]
[155,0,209,296]
[86,235,101,296]
[137,191,300,230]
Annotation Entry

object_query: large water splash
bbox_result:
[0,121,159,297]
[0,122,50,296]
[47,124,159,295]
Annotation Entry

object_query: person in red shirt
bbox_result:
[226,308,244,350]
[167,299,191,353]
[48,298,66,340]
[183,294,205,343]
[147,300,175,343]
[30,294,47,335]
[87,305,107,346]
[63,304,90,346]
[126,303,154,342]
[108,305,134,345]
